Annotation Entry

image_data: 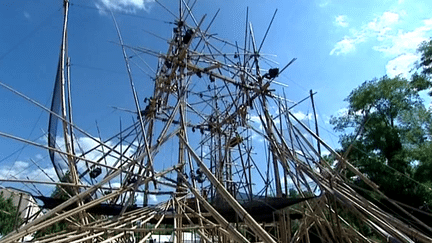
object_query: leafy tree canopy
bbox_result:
[330,75,432,206]
[418,39,432,76]
[0,191,21,236]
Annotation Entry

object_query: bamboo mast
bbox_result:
[59,0,80,194]
[176,4,186,241]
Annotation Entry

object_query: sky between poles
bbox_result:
[0,0,431,196]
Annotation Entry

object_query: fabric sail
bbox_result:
[47,55,69,181]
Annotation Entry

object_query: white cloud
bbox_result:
[53,135,135,168]
[41,134,137,187]
[367,11,399,34]
[250,130,264,143]
[334,107,366,118]
[148,194,157,203]
[335,107,349,117]
[376,18,432,77]
[385,53,419,78]
[247,114,265,142]
[95,0,154,14]
[330,36,356,55]
[14,161,29,170]
[331,10,432,77]
[23,11,30,20]
[330,11,400,55]
[319,0,330,8]
[0,161,57,182]
[249,114,262,124]
[321,149,331,157]
[373,22,432,56]
[292,111,312,121]
[335,15,348,27]
[135,193,158,205]
[0,134,137,196]
[107,182,121,189]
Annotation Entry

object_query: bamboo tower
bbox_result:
[0,1,431,242]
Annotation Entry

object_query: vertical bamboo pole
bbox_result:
[309,90,321,156]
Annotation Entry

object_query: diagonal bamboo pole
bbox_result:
[287,108,432,236]
[179,134,277,243]
[0,165,178,242]
[178,173,250,243]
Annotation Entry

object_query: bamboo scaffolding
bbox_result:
[1,2,431,243]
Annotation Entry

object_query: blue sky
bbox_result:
[0,0,431,196]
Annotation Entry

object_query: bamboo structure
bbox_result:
[0,1,431,242]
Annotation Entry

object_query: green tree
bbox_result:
[411,38,432,198]
[418,39,432,76]
[330,75,432,207]
[0,191,21,236]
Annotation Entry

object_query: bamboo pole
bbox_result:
[0,165,177,242]
[179,175,250,243]
[47,231,92,243]
[35,231,79,243]
[138,201,170,243]
[179,134,277,243]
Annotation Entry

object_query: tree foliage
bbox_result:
[0,191,21,236]
[330,75,432,207]
[418,39,432,75]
